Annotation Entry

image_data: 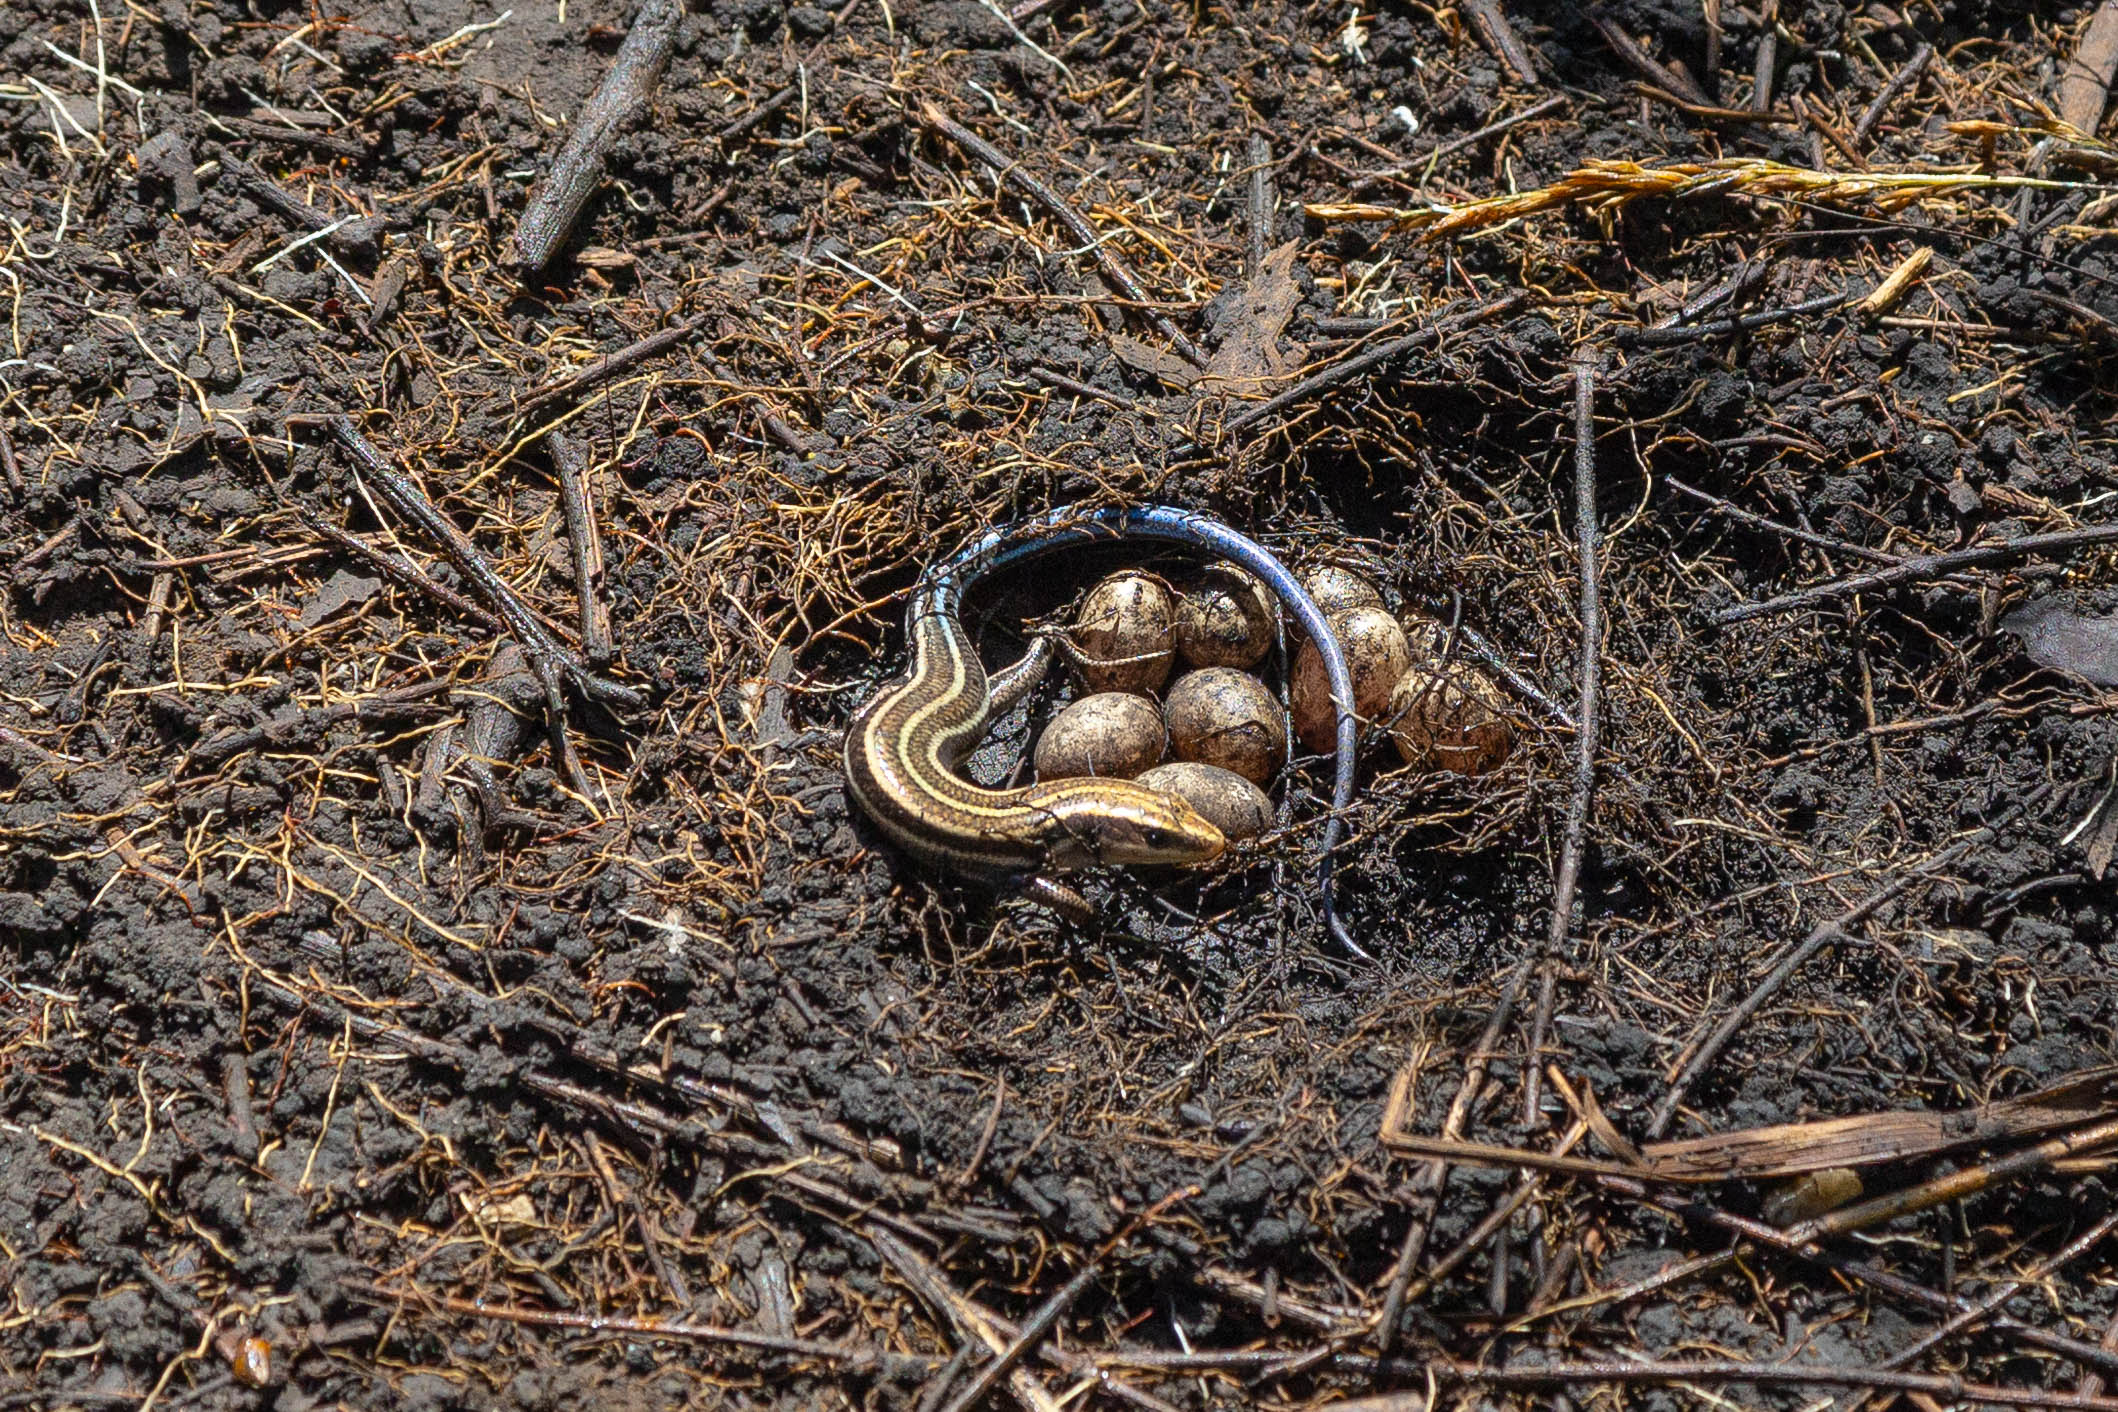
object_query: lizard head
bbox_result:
[1024,782,1227,871]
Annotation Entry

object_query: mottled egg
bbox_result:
[1073,570,1175,694]
[1164,667,1287,785]
[1136,762,1275,842]
[1033,692,1167,780]
[1299,564,1385,624]
[1291,605,1411,753]
[1388,619,1516,775]
[1176,564,1275,669]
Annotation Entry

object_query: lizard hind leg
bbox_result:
[1017,874,1094,923]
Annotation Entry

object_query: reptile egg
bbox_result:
[1291,606,1411,753]
[1176,565,1275,669]
[1300,565,1386,624]
[1073,571,1175,694]
[1388,622,1515,775]
[1164,668,1287,785]
[1034,692,1166,780]
[1136,762,1274,843]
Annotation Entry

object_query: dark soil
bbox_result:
[7,0,2118,1406]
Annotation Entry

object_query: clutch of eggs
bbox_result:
[1033,560,1517,854]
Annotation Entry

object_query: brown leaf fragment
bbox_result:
[299,568,383,628]
[1196,240,1304,393]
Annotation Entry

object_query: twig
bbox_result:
[1222,293,1526,433]
[873,1230,1069,1412]
[1350,95,1569,193]
[548,432,614,668]
[1798,94,1868,169]
[1617,288,1850,346]
[183,679,456,773]
[1715,525,2118,625]
[1663,475,1900,565]
[697,344,828,453]
[12,514,82,581]
[296,513,506,637]
[342,1279,933,1373]
[933,1187,1193,1412]
[214,114,371,159]
[1867,1209,2118,1375]
[511,0,681,270]
[316,415,643,709]
[1321,1359,2118,1410]
[1632,83,1799,125]
[1375,958,1539,1353]
[1246,131,1272,275]
[208,146,384,255]
[2075,1300,2118,1400]
[1854,43,1931,146]
[0,420,24,498]
[1658,259,1767,328]
[1751,0,1780,113]
[1460,0,1538,85]
[2062,5,2118,135]
[1523,350,1605,1128]
[517,311,711,418]
[718,85,797,143]
[1647,780,2056,1137]
[919,102,1208,368]
[872,1230,1181,1412]
[1591,9,1711,107]
[1618,1178,2118,1376]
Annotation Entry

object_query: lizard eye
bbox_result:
[1142,827,1173,850]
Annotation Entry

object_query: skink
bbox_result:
[844,504,1363,954]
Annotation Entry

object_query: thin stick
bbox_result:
[214,114,371,159]
[1351,95,1569,193]
[1590,10,1710,107]
[1618,288,1850,346]
[342,1279,933,1372]
[1375,957,1537,1353]
[1647,780,2055,1136]
[0,421,27,499]
[934,1262,1101,1412]
[208,146,384,254]
[318,416,642,709]
[512,0,681,270]
[873,1230,1182,1412]
[1852,43,1934,147]
[1751,0,1779,113]
[920,103,1207,368]
[718,85,797,143]
[1632,83,1799,125]
[1223,293,1526,433]
[297,513,506,637]
[1246,131,1272,275]
[1317,1359,2118,1410]
[1523,350,1606,1128]
[1713,525,2118,625]
[548,432,614,668]
[1663,475,1900,564]
[1461,0,1538,84]
[517,312,711,418]
[1619,1180,2118,1376]
[1869,1209,2118,1374]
